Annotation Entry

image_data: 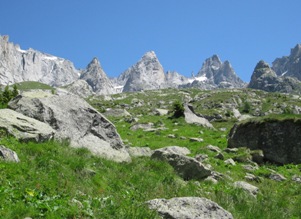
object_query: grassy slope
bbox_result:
[1,88,301,218]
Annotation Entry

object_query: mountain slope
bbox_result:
[272,44,301,80]
[0,35,79,86]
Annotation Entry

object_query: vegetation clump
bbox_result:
[172,100,185,118]
[0,84,18,108]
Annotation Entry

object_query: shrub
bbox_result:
[172,100,184,118]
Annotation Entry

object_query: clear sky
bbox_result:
[0,0,300,82]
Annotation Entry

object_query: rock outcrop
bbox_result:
[228,117,301,164]
[248,60,301,93]
[0,35,79,86]
[80,57,115,95]
[147,197,234,219]
[8,91,131,162]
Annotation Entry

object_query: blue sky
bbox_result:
[0,0,300,82]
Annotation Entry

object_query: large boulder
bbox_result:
[184,104,213,128]
[228,117,301,164]
[147,197,233,219]
[8,91,131,162]
[151,147,211,180]
[0,108,55,142]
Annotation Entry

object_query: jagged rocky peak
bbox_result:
[0,35,79,86]
[194,55,245,88]
[80,57,115,95]
[272,44,301,79]
[118,51,166,92]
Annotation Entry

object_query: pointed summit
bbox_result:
[80,57,115,95]
[195,55,244,88]
[117,51,166,92]
[142,51,157,59]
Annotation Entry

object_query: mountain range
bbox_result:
[1,35,301,95]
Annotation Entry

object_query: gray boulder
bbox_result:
[233,181,259,197]
[151,147,211,180]
[8,91,131,162]
[184,104,213,128]
[127,147,153,157]
[0,108,55,142]
[153,146,191,156]
[0,145,20,162]
[147,197,233,219]
[228,117,301,164]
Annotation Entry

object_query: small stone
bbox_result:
[242,164,259,172]
[224,148,238,153]
[189,137,203,142]
[292,175,301,183]
[206,145,222,153]
[167,134,176,139]
[215,153,225,160]
[269,173,287,182]
[224,158,236,166]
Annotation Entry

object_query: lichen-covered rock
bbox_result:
[228,117,301,164]
[0,109,55,142]
[234,181,259,197]
[151,147,211,180]
[8,91,131,162]
[0,145,20,162]
[147,197,233,219]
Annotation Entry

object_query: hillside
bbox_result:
[1,87,301,218]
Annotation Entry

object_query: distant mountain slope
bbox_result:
[0,35,79,86]
[272,44,301,80]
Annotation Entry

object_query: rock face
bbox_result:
[0,145,20,162]
[272,44,301,80]
[147,197,234,219]
[80,58,115,95]
[151,147,211,180]
[228,118,301,164]
[165,71,190,88]
[8,91,131,162]
[117,51,167,92]
[64,79,94,98]
[0,35,79,86]
[0,108,55,142]
[248,60,301,93]
[185,55,245,89]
